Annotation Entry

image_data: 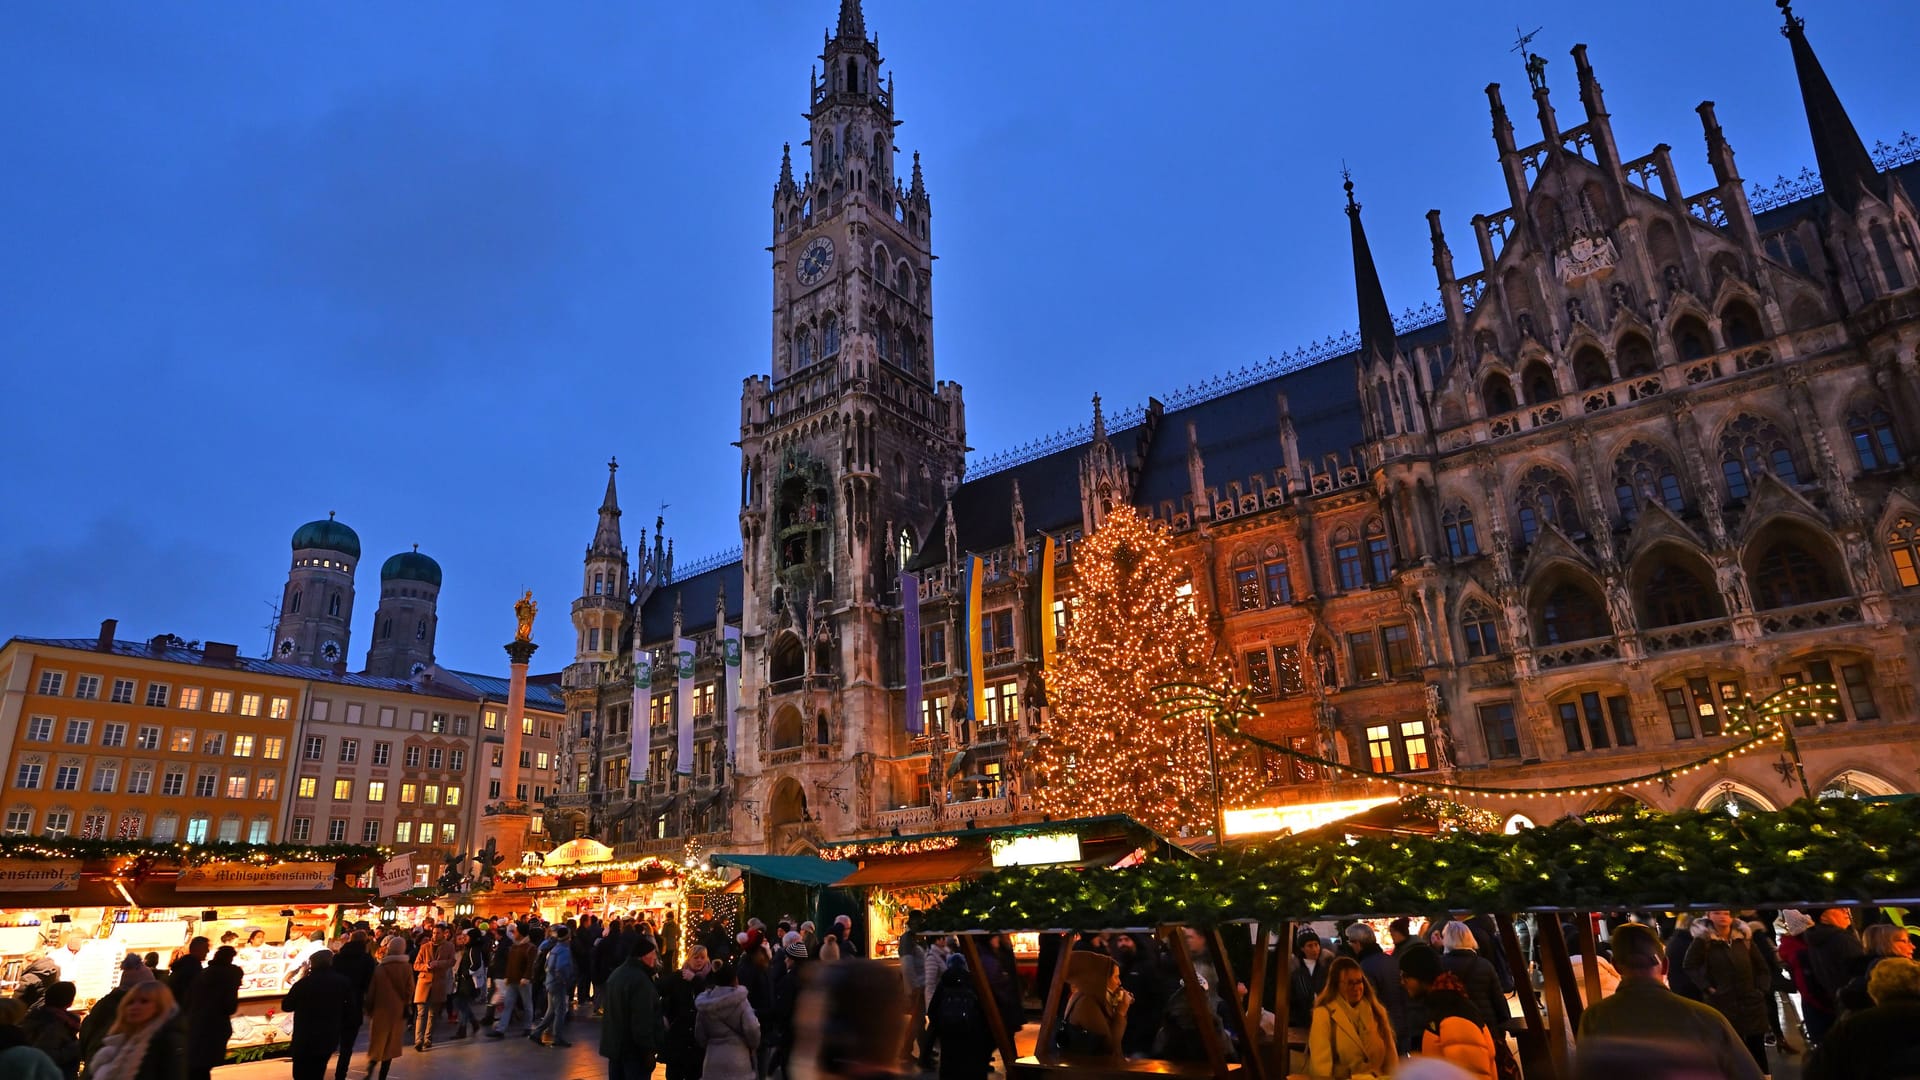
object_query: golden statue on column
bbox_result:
[514,590,538,642]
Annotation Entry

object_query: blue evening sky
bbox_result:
[2,1,1913,673]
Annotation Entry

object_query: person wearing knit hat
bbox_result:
[600,925,662,1080]
[1774,908,1818,1054]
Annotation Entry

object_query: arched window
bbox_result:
[328,593,342,617]
[875,321,891,364]
[1231,550,1261,610]
[1537,580,1611,644]
[1572,346,1611,390]
[1364,518,1392,583]
[1460,602,1501,658]
[816,712,830,745]
[872,132,885,164]
[822,313,840,356]
[1720,300,1764,346]
[895,262,912,295]
[1750,539,1841,609]
[1612,441,1687,522]
[1262,545,1294,605]
[290,590,302,614]
[415,619,428,641]
[1848,408,1901,470]
[1515,466,1581,543]
[592,573,604,596]
[795,329,814,369]
[1673,314,1713,360]
[380,617,393,640]
[1887,518,1920,588]
[1639,556,1724,627]
[1441,505,1479,558]
[1701,783,1773,818]
[770,707,803,750]
[871,244,890,280]
[1718,413,1800,499]
[896,528,915,572]
[1331,527,1364,591]
[1521,360,1556,404]
[1482,373,1516,414]
[1616,334,1656,376]
[1870,223,1906,290]
[1373,380,1396,435]
[1553,687,1634,751]
[900,334,918,374]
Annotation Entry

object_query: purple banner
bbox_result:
[901,570,923,734]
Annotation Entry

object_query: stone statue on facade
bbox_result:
[515,590,538,642]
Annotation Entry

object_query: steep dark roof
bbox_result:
[1781,9,1882,214]
[439,668,567,712]
[639,561,745,644]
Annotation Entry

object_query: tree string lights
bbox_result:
[1030,506,1263,836]
[1153,681,1839,804]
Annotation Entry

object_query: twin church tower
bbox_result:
[273,512,442,680]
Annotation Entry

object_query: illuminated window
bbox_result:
[200,732,224,756]
[536,752,549,770]
[424,785,440,805]
[297,776,318,799]
[250,818,271,843]
[367,781,386,802]
[693,683,715,717]
[1400,720,1431,771]
[177,687,202,711]
[445,786,461,807]
[270,698,291,720]
[170,729,195,753]
[395,821,413,843]
[333,779,352,800]
[440,823,456,844]
[185,816,209,843]
[484,709,500,730]
[920,696,947,735]
[984,680,1020,728]
[400,784,417,804]
[254,775,276,800]
[227,774,249,799]
[1366,725,1395,773]
[261,737,284,760]
[208,689,232,713]
[1175,581,1196,615]
[239,694,262,717]
[232,734,254,757]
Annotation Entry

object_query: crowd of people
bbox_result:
[4,903,1915,1080]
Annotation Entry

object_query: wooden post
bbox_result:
[1534,915,1580,1076]
[1497,914,1557,1080]
[1034,932,1077,1065]
[1207,926,1268,1080]
[1541,915,1586,1030]
[1268,921,1294,1080]
[960,934,1020,1070]
[1163,926,1231,1080]
[1577,914,1603,1008]
[1243,922,1270,1051]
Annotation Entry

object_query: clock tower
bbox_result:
[736,0,967,850]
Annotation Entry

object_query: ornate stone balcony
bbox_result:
[1532,636,1620,671]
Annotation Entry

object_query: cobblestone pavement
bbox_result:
[217,1018,615,1080]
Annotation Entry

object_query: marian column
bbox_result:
[479,591,539,881]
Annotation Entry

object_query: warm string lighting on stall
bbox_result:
[830,835,962,859]
[1153,681,1838,804]
[0,838,387,866]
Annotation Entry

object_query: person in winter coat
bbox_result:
[1837,921,1915,1013]
[693,962,760,1080]
[13,949,61,1009]
[1801,906,1862,1041]
[20,981,82,1079]
[1462,914,1515,994]
[363,936,414,1080]
[447,927,488,1039]
[660,944,713,1080]
[1577,924,1763,1080]
[661,917,682,972]
[1682,909,1770,1075]
[529,924,578,1047]
[489,923,538,1037]
[1440,922,1510,1033]
[1344,923,1410,1055]
[1806,955,1920,1080]
[766,938,809,1079]
[927,954,992,1080]
[1289,931,1331,1032]
[329,932,376,1080]
[0,997,64,1080]
[166,939,209,1005]
[601,937,663,1080]
[1396,943,1496,1080]
[410,924,456,1050]
[1058,950,1131,1060]
[75,982,187,1080]
[1308,956,1395,1079]
[280,950,353,1080]
[1662,915,1701,1000]
[1113,933,1168,1060]
[79,955,156,1069]
[183,946,241,1080]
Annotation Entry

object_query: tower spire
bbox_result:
[777,142,794,192]
[592,458,623,556]
[1344,172,1398,365]
[836,0,865,41]
[1779,0,1880,213]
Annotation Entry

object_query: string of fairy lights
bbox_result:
[1154,680,1839,804]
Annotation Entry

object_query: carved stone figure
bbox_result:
[514,590,538,642]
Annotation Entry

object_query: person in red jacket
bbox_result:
[1396,943,1497,1080]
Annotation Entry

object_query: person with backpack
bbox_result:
[448,927,488,1040]
[927,953,992,1080]
[694,962,760,1080]
[529,925,577,1048]
[1396,942,1498,1080]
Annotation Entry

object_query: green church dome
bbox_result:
[382,547,443,588]
[291,514,361,559]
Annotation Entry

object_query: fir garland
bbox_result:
[0,837,386,866]
[923,797,1920,930]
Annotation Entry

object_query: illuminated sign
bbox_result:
[1220,796,1397,839]
[0,859,81,892]
[542,838,615,867]
[176,862,336,892]
[989,832,1081,868]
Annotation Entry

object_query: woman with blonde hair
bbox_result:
[1308,955,1395,1079]
[79,982,186,1080]
[363,936,414,1080]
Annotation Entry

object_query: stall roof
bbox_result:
[129,881,373,909]
[818,814,1186,855]
[709,854,853,887]
[3,880,130,910]
[837,849,990,889]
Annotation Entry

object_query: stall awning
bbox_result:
[129,881,372,909]
[837,849,989,889]
[1,879,133,910]
[709,854,852,887]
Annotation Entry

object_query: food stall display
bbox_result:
[495,839,727,927]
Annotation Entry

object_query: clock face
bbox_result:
[410,661,428,676]
[797,236,835,286]
[278,638,296,658]
[320,640,342,662]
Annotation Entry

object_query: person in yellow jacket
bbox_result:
[1396,943,1498,1080]
[1307,956,1396,1078]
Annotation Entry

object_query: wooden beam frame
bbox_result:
[1207,926,1267,1080]
[1497,914,1558,1080]
[960,933,1020,1070]
[1163,925,1231,1079]
[1034,932,1077,1065]
[1266,921,1294,1080]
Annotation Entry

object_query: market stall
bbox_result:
[707,852,855,932]
[494,838,727,927]
[823,815,1181,961]
[0,838,381,1061]
[922,796,1920,1080]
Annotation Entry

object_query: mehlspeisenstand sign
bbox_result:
[0,859,82,892]
[175,861,337,892]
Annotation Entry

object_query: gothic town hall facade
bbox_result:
[544,1,1920,854]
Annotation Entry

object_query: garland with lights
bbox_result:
[497,855,728,894]
[923,795,1920,929]
[0,837,387,866]
[1399,795,1503,834]
[1155,681,1837,803]
[829,835,961,860]
[1031,506,1263,836]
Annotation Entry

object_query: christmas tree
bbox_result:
[1031,505,1261,836]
